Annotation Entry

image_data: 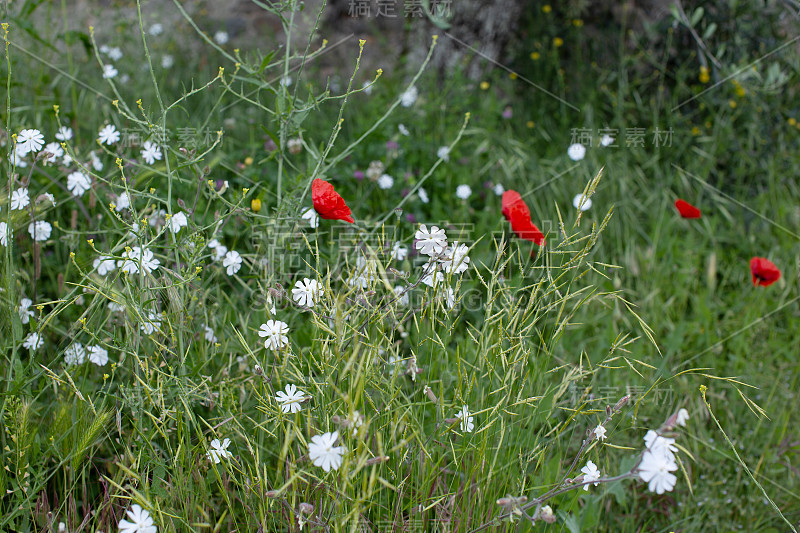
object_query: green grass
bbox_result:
[1,1,799,531]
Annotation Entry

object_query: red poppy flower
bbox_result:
[750,257,781,287]
[675,199,701,219]
[311,179,354,223]
[502,190,546,246]
[502,190,526,221]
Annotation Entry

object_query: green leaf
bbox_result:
[258,51,277,74]
[690,7,704,26]
[564,513,581,533]
[260,125,280,149]
[606,479,628,506]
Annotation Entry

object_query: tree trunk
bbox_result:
[405,0,526,80]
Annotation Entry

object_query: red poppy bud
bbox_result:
[750,257,780,287]
[675,199,701,219]
[311,179,354,223]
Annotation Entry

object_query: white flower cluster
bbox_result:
[580,409,688,496]
[411,224,471,310]
[637,428,680,495]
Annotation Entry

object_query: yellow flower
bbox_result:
[244,156,254,166]
[543,4,551,13]
[728,99,737,109]
[788,117,797,126]
[251,198,262,212]
[509,72,518,80]
[480,81,490,90]
[699,66,710,84]
[573,19,583,27]
[734,85,746,98]
[526,121,535,128]
[530,51,540,60]
[553,37,563,47]
[691,126,700,135]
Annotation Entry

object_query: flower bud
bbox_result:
[663,412,679,430]
[298,502,314,514]
[423,386,437,403]
[540,505,556,524]
[251,198,262,212]
[613,395,630,412]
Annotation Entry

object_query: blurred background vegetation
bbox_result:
[2,0,800,531]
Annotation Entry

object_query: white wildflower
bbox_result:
[28,220,52,242]
[140,141,162,165]
[638,449,678,495]
[23,332,44,351]
[391,242,408,261]
[222,250,242,276]
[98,124,120,145]
[67,171,92,197]
[308,431,346,472]
[213,31,229,45]
[167,211,188,234]
[567,143,586,161]
[275,384,306,414]
[414,224,447,256]
[87,345,109,366]
[10,188,30,210]
[118,504,156,533]
[377,174,394,190]
[455,405,474,433]
[0,222,9,246]
[93,255,117,276]
[102,64,118,79]
[594,425,607,441]
[573,193,592,211]
[455,184,471,200]
[258,320,290,350]
[19,298,35,324]
[16,129,45,155]
[292,278,320,307]
[581,460,601,490]
[301,207,319,228]
[438,241,470,275]
[400,86,418,107]
[64,343,86,365]
[206,438,232,464]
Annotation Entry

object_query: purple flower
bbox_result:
[405,213,417,223]
[502,106,513,119]
[264,138,278,152]
[354,170,365,180]
[386,140,399,151]
[401,188,410,197]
